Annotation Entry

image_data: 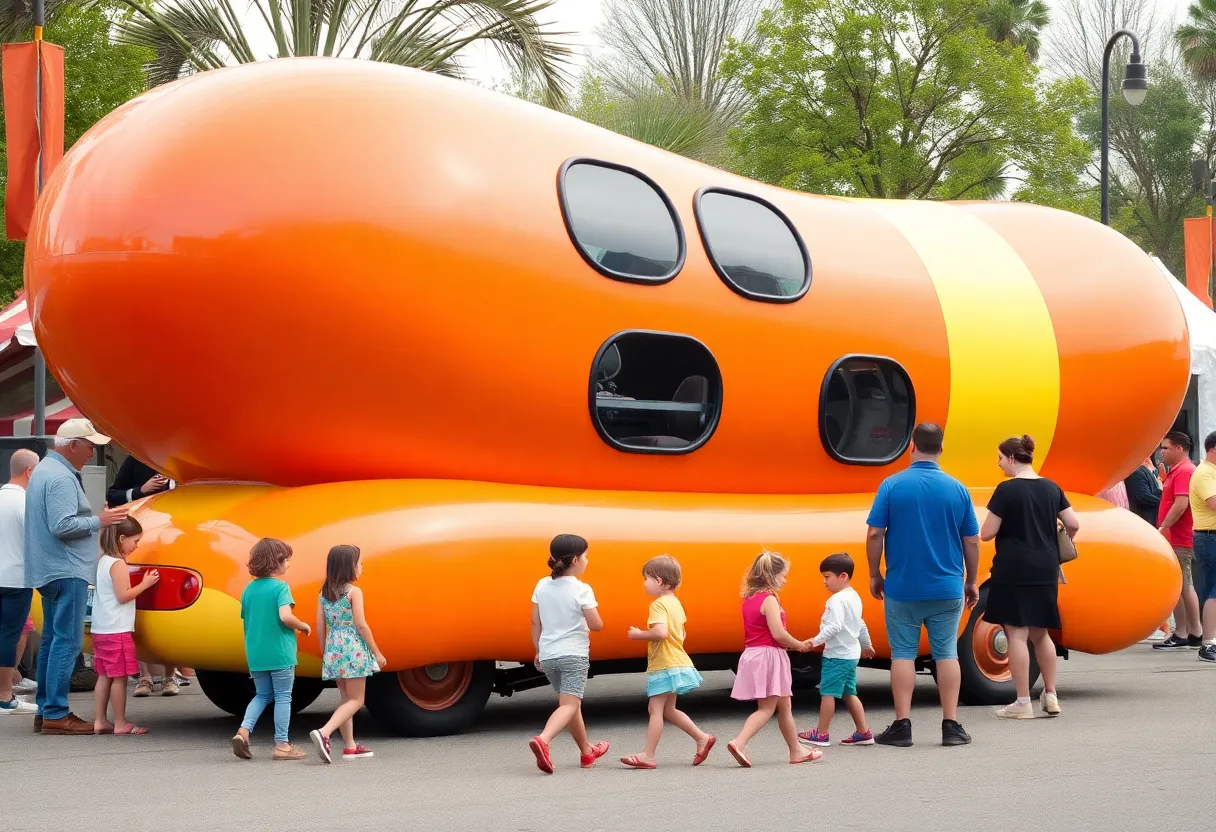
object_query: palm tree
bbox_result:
[571,76,725,163]
[978,0,1050,61]
[102,0,574,105]
[1180,0,1216,81]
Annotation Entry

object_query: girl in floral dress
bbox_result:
[309,545,386,763]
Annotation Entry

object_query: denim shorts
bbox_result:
[540,655,590,698]
[884,597,965,661]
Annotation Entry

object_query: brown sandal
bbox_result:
[231,733,252,759]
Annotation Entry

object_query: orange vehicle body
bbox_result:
[22,59,1187,730]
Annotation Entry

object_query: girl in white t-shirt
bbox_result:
[92,517,160,735]
[527,534,609,774]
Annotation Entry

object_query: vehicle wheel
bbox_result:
[790,652,822,691]
[195,669,324,716]
[366,661,494,737]
[956,586,1039,705]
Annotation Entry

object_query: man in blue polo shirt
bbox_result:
[866,422,979,748]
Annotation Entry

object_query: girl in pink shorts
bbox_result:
[91,517,160,735]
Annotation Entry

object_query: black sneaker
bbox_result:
[874,719,913,747]
[942,719,971,746]
[1187,635,1203,648]
[1199,644,1216,663]
[1153,634,1189,650]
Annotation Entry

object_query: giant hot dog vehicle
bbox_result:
[24,59,1186,735]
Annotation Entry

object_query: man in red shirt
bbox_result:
[1156,432,1202,650]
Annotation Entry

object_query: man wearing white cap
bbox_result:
[24,419,128,735]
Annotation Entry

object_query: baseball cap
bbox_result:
[56,418,111,445]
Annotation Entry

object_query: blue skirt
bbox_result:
[646,665,704,697]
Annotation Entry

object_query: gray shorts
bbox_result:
[540,655,590,698]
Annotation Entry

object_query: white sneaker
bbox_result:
[13,677,36,695]
[1040,691,1061,716]
[995,701,1034,719]
[0,696,38,714]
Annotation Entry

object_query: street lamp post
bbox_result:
[1101,29,1148,226]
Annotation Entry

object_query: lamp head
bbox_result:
[1122,57,1148,106]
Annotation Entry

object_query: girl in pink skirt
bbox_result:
[727,551,821,767]
[92,517,159,735]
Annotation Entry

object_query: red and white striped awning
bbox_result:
[0,291,82,436]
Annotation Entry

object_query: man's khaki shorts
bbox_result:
[1173,546,1194,588]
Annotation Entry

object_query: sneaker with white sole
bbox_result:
[13,677,36,695]
[0,696,38,714]
[1039,691,1061,716]
[309,729,332,764]
[1199,644,1216,663]
[995,701,1034,719]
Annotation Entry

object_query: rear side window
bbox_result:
[694,188,810,302]
[559,159,685,283]
[820,356,914,464]
[590,331,721,454]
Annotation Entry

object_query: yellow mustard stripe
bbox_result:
[858,200,1060,486]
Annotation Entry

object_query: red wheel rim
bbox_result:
[397,662,473,711]
[972,616,1011,682]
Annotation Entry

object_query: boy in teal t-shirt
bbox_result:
[230,538,312,761]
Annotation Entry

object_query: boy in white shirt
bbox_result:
[798,553,875,747]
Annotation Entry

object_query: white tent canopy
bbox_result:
[1153,257,1216,446]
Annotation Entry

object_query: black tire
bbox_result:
[956,586,1040,705]
[366,661,494,737]
[195,669,324,717]
[790,652,822,692]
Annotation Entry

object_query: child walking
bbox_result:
[231,538,312,761]
[309,544,386,763]
[91,517,159,735]
[527,534,610,774]
[727,551,821,767]
[620,555,715,769]
[798,553,875,747]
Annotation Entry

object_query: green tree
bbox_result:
[977,0,1049,61]
[0,2,152,303]
[722,0,1092,202]
[109,0,573,106]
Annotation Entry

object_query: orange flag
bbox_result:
[3,39,65,241]
[1184,216,1215,309]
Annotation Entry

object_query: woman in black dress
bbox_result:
[980,435,1079,719]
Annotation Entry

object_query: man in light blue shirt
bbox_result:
[25,419,126,734]
[866,423,979,749]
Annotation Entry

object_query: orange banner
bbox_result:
[1184,216,1215,309]
[3,40,64,241]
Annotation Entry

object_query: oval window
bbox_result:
[694,188,810,302]
[559,160,685,283]
[820,356,915,464]
[590,331,722,454]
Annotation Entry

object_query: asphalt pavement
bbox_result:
[1,646,1212,831]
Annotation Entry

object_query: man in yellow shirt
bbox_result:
[1188,431,1216,662]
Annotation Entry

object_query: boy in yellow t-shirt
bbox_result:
[620,555,716,769]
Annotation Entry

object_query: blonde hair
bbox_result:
[741,550,788,597]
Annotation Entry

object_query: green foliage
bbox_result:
[977,0,1049,62]
[1180,0,1216,82]
[0,2,152,304]
[721,0,1092,201]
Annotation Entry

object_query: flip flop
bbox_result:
[693,735,716,766]
[231,733,252,759]
[726,741,751,768]
[94,725,114,735]
[619,755,657,769]
[790,749,824,764]
[114,725,148,735]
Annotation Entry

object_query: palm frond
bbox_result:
[1180,0,1216,81]
[107,0,255,85]
[0,0,77,41]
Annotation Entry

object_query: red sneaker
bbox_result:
[342,745,374,759]
[580,740,610,768]
[528,736,554,774]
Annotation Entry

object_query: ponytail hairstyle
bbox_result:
[321,544,361,602]
[998,434,1036,464]
[100,516,143,559]
[741,549,789,597]
[548,534,588,578]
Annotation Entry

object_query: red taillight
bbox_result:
[129,566,203,611]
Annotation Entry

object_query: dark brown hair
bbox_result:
[998,435,1036,464]
[912,423,944,454]
[642,555,681,589]
[548,534,588,578]
[819,552,854,578]
[248,537,293,578]
[741,550,789,597]
[100,516,143,559]
[321,544,361,602]
[1164,431,1193,453]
